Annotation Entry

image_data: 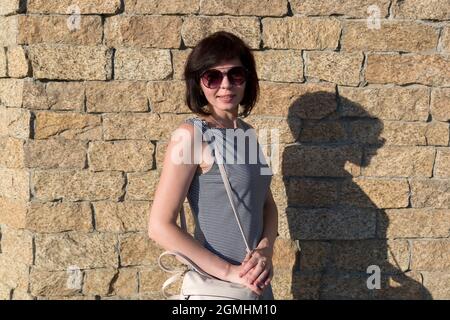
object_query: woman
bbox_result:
[148,31,278,300]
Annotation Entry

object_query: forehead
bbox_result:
[210,58,243,69]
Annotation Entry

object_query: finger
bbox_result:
[254,269,270,288]
[264,268,273,286]
[239,258,258,277]
[246,261,267,284]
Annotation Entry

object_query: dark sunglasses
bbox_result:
[200,66,248,89]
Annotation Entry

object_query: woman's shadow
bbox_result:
[278,91,432,299]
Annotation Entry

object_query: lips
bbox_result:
[217,94,235,102]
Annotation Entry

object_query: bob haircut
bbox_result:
[184,31,259,118]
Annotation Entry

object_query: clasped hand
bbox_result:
[238,245,273,296]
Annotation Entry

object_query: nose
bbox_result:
[220,74,232,89]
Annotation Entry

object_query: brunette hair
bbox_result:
[184,31,259,118]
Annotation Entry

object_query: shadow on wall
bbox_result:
[279,91,432,300]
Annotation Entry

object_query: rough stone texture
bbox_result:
[26,201,93,233]
[0,79,25,107]
[286,178,338,207]
[86,81,147,113]
[6,46,28,78]
[284,207,377,240]
[290,0,390,18]
[0,255,29,294]
[28,45,112,81]
[0,106,30,138]
[380,209,450,238]
[262,17,341,50]
[24,138,86,169]
[126,171,161,201]
[431,88,450,121]
[88,141,154,172]
[348,120,449,146]
[94,201,150,233]
[27,0,121,14]
[282,145,361,177]
[171,49,191,80]
[298,121,347,143]
[34,112,102,140]
[103,113,162,140]
[182,16,261,49]
[113,268,138,296]
[243,116,302,145]
[366,54,450,86]
[272,269,322,300]
[296,241,331,271]
[412,240,450,271]
[442,27,450,54]
[329,240,410,273]
[30,269,82,297]
[32,170,124,201]
[435,149,450,178]
[306,51,364,86]
[0,136,25,168]
[0,48,6,77]
[411,179,450,208]
[272,238,299,269]
[0,0,21,15]
[253,50,304,82]
[23,81,85,111]
[0,16,18,46]
[340,178,410,209]
[422,272,450,300]
[393,0,450,20]
[18,15,102,45]
[147,81,188,113]
[254,82,337,117]
[361,146,436,177]
[114,48,171,81]
[34,232,118,270]
[125,0,199,14]
[82,268,116,296]
[339,86,429,121]
[0,168,29,200]
[119,233,162,267]
[1,225,34,265]
[105,16,182,49]
[342,21,439,52]
[0,197,27,228]
[200,0,287,16]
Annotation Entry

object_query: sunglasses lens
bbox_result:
[201,67,248,88]
[201,70,223,89]
[228,67,247,85]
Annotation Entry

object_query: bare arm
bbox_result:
[259,187,279,253]
[148,123,230,278]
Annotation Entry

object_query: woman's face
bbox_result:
[199,58,246,113]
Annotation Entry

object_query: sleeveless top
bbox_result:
[183,116,273,265]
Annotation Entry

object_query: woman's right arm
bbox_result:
[148,123,262,294]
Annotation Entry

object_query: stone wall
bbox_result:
[0,0,449,300]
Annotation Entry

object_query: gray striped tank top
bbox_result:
[184,116,273,266]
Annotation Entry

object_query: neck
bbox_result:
[207,107,239,129]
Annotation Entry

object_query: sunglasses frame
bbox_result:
[200,66,249,89]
